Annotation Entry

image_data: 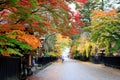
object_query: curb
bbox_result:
[32,62,52,74]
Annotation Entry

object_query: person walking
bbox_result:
[61,55,64,63]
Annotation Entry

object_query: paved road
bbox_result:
[27,58,120,80]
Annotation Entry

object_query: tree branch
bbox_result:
[0,0,7,5]
[14,18,23,24]
[31,8,39,14]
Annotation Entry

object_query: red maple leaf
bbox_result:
[42,22,52,28]
[74,12,81,21]
[75,0,87,4]
[8,7,18,12]
[17,0,30,6]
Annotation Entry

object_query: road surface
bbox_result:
[27,58,120,80]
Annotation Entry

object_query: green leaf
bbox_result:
[46,52,57,56]
[30,0,38,7]
[6,48,23,56]
[0,42,15,47]
[0,42,5,45]
[8,0,19,7]
[18,42,32,50]
[0,35,32,50]
[0,48,4,53]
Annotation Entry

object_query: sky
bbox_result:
[69,0,120,11]
[62,47,70,57]
[100,0,120,10]
[68,3,77,12]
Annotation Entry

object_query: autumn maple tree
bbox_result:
[0,0,87,56]
[0,0,87,35]
[85,9,120,56]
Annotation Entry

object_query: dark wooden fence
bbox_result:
[37,56,58,65]
[103,56,120,68]
[89,56,101,64]
[73,55,89,61]
[0,56,21,80]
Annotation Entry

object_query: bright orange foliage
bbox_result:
[91,10,117,19]
[18,34,41,49]
[6,30,41,50]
